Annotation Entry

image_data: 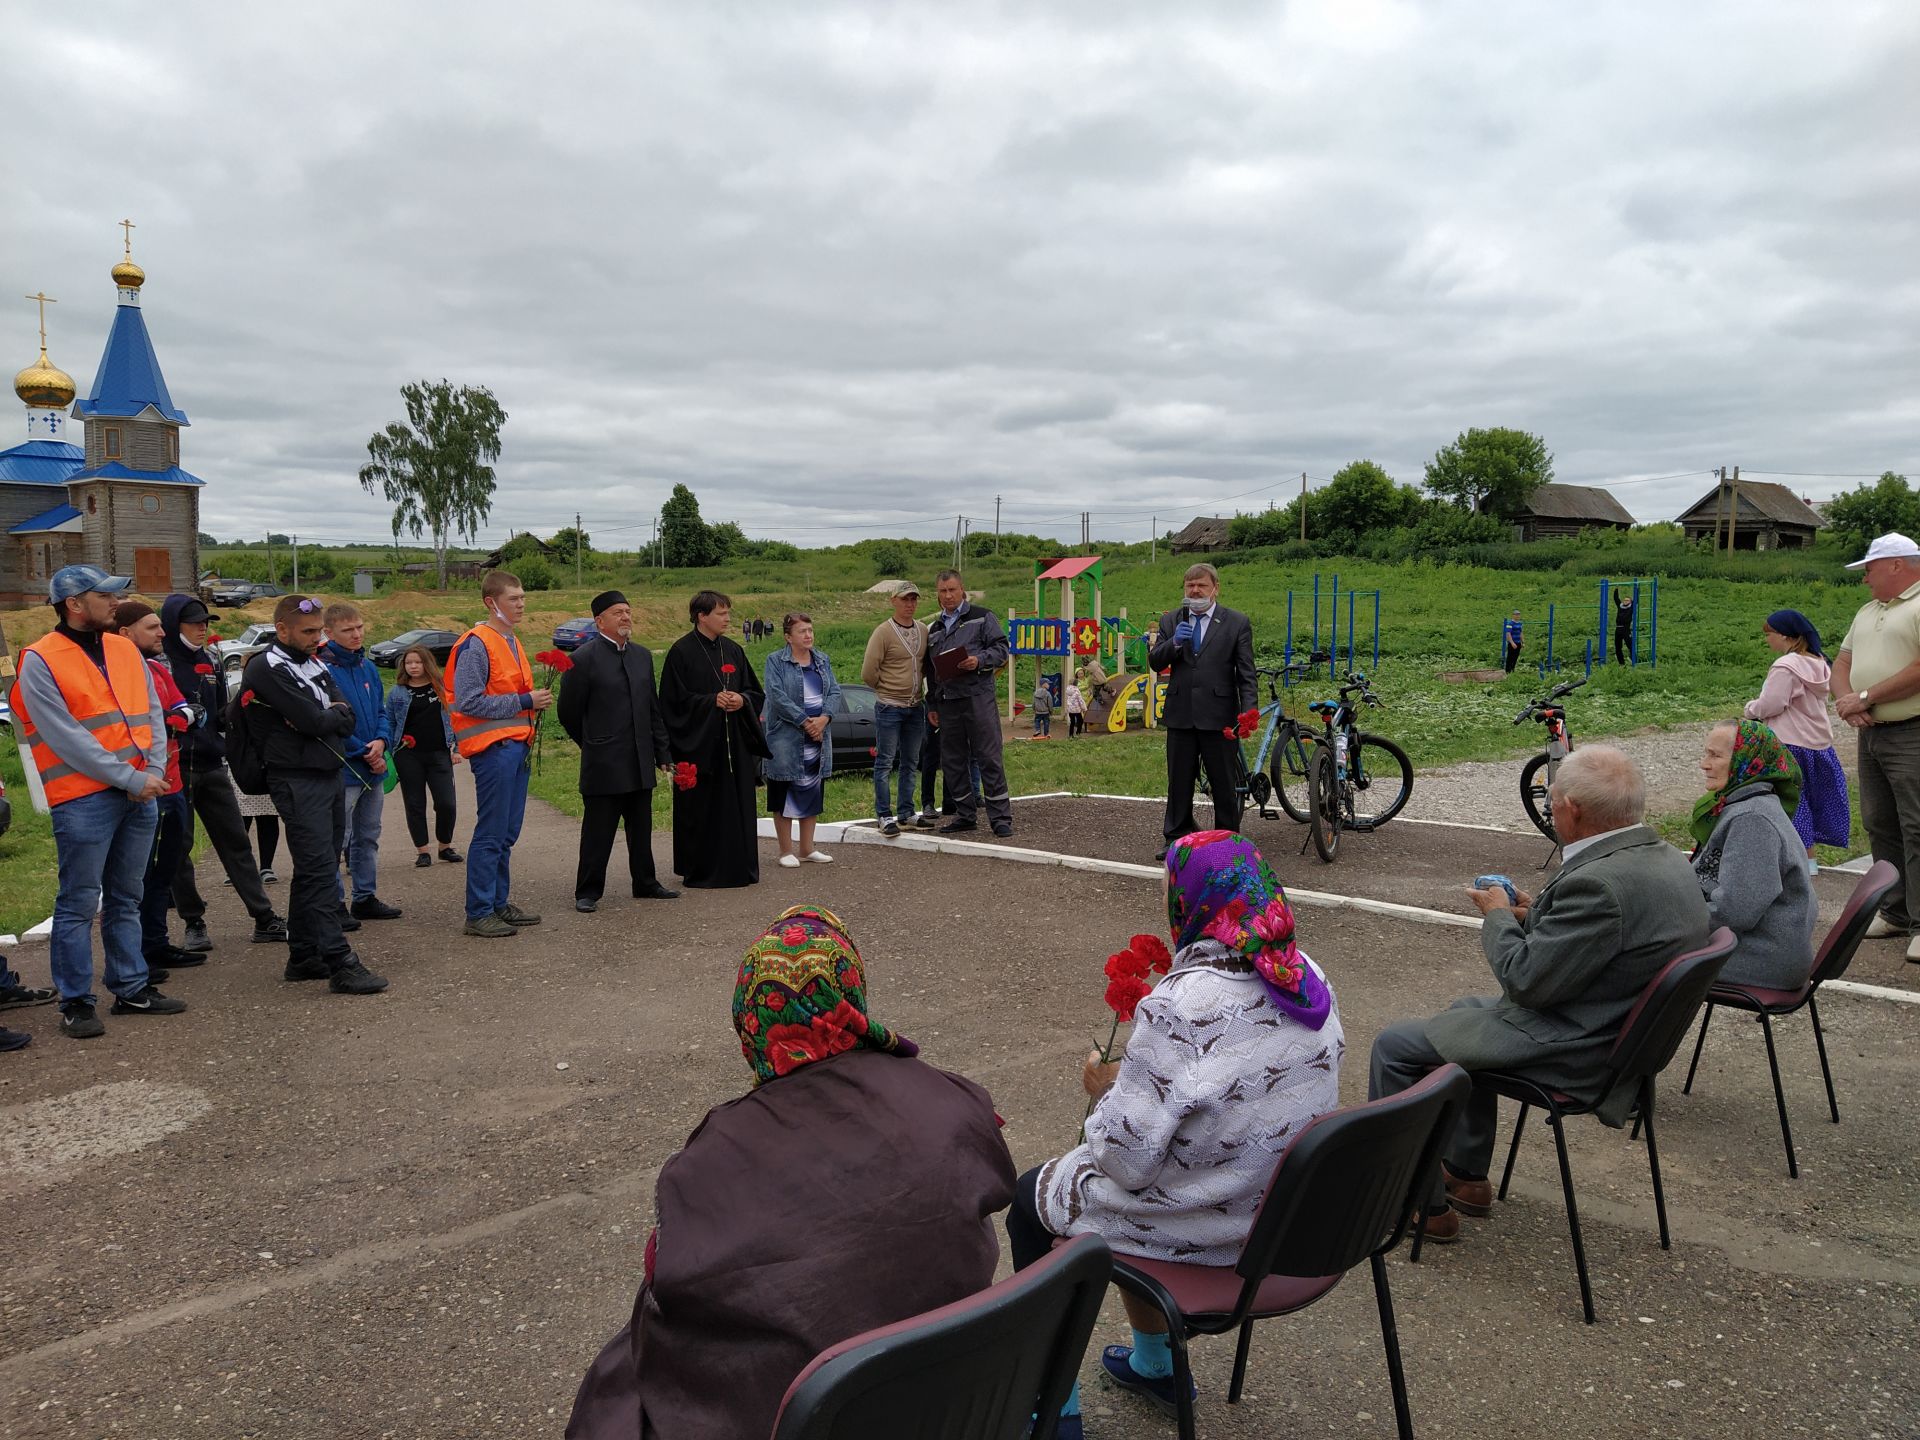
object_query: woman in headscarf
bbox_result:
[566,905,1016,1440]
[1693,719,1818,989]
[1003,831,1344,1435]
[1745,609,1850,872]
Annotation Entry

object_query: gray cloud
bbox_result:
[3,1,1917,550]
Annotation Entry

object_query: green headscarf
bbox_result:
[731,904,916,1086]
[1689,719,1802,851]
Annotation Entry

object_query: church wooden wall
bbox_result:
[82,417,178,472]
[70,481,199,596]
[0,483,74,605]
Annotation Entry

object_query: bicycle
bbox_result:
[1197,654,1327,823]
[1303,670,1415,863]
[1514,676,1586,842]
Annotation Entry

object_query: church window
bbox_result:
[104,427,122,460]
[167,429,179,463]
[141,494,161,514]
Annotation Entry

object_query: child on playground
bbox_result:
[1064,679,1086,737]
[1030,678,1054,739]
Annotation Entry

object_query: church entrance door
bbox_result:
[134,547,171,595]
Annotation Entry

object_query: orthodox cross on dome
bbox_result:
[24,291,56,349]
[119,218,136,256]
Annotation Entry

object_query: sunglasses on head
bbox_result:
[294,599,320,613]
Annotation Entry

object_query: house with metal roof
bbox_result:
[1510,483,1637,542]
[1674,479,1825,551]
[3,230,203,606]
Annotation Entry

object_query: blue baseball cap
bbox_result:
[49,564,133,604]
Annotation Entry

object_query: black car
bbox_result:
[826,684,879,776]
[368,628,460,668]
[209,581,284,607]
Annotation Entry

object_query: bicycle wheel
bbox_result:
[1520,752,1557,841]
[1271,725,1316,823]
[1346,732,1414,831]
[1308,746,1342,862]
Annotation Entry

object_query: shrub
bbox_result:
[515,555,554,590]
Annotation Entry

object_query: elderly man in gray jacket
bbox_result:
[1369,746,1710,1243]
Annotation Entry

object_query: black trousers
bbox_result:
[172,763,274,922]
[939,687,1011,826]
[269,770,350,965]
[395,745,457,848]
[142,791,192,959]
[1614,628,1632,664]
[1163,725,1242,842]
[1503,642,1521,674]
[1006,1166,1056,1271]
[576,789,658,902]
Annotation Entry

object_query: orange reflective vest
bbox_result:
[13,631,154,806]
[447,624,535,757]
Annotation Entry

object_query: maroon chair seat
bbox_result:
[1095,1063,1471,1440]
[1682,861,1897,1179]
[1465,928,1735,1324]
[769,1233,1112,1440]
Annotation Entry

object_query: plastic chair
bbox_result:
[769,1233,1112,1440]
[1102,1063,1472,1440]
[1472,927,1735,1323]
[1682,861,1897,1178]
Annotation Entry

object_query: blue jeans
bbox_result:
[49,787,158,1006]
[871,703,927,819]
[466,741,529,919]
[337,770,386,904]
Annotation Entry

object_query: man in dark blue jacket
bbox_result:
[159,593,287,950]
[320,603,401,922]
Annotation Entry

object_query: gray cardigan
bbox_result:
[1693,783,1817,990]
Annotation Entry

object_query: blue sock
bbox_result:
[1061,1380,1081,1417]
[1129,1329,1173,1380]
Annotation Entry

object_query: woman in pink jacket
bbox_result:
[1746,610,1850,872]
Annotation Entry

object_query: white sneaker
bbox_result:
[1865,914,1904,939]
[1909,934,1920,964]
[799,850,834,864]
[778,854,801,869]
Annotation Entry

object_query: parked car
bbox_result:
[825,683,879,776]
[209,581,284,607]
[552,617,596,652]
[214,622,276,680]
[368,628,459,669]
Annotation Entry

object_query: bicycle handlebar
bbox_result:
[1512,676,1587,724]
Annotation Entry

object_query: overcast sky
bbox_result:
[5,2,1916,549]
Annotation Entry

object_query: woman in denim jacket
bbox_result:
[761,613,842,867]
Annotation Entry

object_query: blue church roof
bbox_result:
[72,304,189,424]
[0,438,85,485]
[66,460,206,487]
[9,502,83,535]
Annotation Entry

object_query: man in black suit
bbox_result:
[1149,562,1258,848]
[556,591,679,912]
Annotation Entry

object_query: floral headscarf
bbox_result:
[733,904,917,1086]
[1690,719,1803,851]
[1164,830,1331,1030]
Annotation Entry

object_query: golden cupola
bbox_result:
[111,257,145,290]
[15,291,75,408]
[14,347,76,409]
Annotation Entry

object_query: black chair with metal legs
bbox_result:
[1096,1063,1471,1440]
[1682,861,1896,1178]
[1472,928,1734,1324]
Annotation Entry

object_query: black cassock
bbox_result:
[659,630,769,888]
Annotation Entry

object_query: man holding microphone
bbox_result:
[1148,562,1257,854]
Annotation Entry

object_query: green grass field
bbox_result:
[0,537,1872,935]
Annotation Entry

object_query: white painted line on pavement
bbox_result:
[1049,789,1528,835]
[1823,978,1920,1004]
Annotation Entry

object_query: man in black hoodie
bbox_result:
[159,594,287,950]
[240,595,387,995]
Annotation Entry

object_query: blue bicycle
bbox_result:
[1303,670,1414,863]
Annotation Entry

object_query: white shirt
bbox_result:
[1561,822,1641,863]
[1188,602,1215,649]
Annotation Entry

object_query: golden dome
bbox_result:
[14,349,76,408]
[112,258,146,289]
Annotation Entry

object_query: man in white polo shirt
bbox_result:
[1832,532,1920,961]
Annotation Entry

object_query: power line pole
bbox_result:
[953,514,963,570]
[265,531,277,585]
[574,510,583,587]
[995,494,1002,556]
[1301,472,1308,542]
[1726,464,1741,555]
[291,535,299,593]
[1151,516,1156,565]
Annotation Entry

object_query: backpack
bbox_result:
[225,681,271,795]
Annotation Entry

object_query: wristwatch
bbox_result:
[1860,690,1872,702]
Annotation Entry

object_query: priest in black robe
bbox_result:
[660,590,769,888]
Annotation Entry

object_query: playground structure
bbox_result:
[1497,577,1659,678]
[1004,556,1155,725]
[1280,574,1381,685]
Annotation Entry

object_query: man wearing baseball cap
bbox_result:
[9,565,187,1039]
[860,580,931,837]
[1834,532,1920,961]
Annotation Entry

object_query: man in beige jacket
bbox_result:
[861,582,931,837]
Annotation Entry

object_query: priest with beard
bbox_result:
[660,590,769,888]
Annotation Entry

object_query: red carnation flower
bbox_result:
[672,761,698,790]
[721,663,736,675]
[1104,974,1151,1024]
[400,734,417,749]
[194,663,215,675]
[868,746,877,758]
[1128,934,1173,974]
[1105,950,1150,983]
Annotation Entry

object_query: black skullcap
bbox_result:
[591,589,629,617]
